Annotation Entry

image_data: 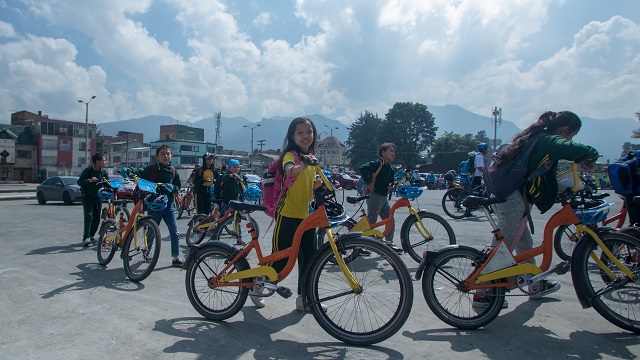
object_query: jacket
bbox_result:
[359,157,394,196]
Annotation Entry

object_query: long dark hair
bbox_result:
[277,116,318,169]
[495,111,582,167]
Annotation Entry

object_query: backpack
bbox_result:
[609,150,640,195]
[484,135,554,198]
[464,152,477,175]
[356,160,384,196]
[261,151,301,218]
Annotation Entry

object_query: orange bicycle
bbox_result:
[184,199,259,247]
[96,175,163,282]
[317,185,455,262]
[416,166,640,333]
[184,167,414,345]
[177,183,195,219]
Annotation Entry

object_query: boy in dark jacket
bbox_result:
[77,152,109,247]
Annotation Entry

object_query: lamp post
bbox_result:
[491,106,502,149]
[78,95,96,167]
[243,123,261,173]
[324,124,338,139]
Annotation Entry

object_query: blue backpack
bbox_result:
[484,135,554,198]
[609,150,640,195]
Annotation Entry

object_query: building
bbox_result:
[0,125,38,181]
[317,136,347,170]
[149,124,217,168]
[11,110,97,179]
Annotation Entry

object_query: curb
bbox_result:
[0,194,36,201]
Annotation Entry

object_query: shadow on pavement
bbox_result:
[40,262,144,299]
[154,310,405,359]
[402,298,636,359]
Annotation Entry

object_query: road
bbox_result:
[0,189,637,359]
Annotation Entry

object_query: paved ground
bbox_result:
[0,188,638,359]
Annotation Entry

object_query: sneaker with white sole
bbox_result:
[249,289,266,308]
[171,257,185,268]
[295,295,328,312]
[529,280,561,299]
[83,237,93,247]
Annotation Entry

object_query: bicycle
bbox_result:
[416,167,640,333]
[184,166,414,345]
[96,179,130,224]
[441,179,486,219]
[96,175,163,282]
[184,199,260,247]
[177,183,195,219]
[317,185,456,263]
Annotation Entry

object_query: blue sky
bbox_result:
[0,0,638,129]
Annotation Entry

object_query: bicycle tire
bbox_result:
[422,246,505,330]
[571,230,640,333]
[442,188,470,219]
[185,243,250,321]
[178,196,187,219]
[304,237,413,345]
[185,214,208,247]
[214,213,259,246]
[97,219,118,266]
[122,218,161,282]
[553,224,580,261]
[400,211,456,263]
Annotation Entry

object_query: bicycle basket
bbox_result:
[134,178,158,204]
[573,201,612,225]
[109,179,123,189]
[397,185,423,199]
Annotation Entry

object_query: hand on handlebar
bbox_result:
[301,154,318,166]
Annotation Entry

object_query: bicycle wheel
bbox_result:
[400,211,456,263]
[553,224,580,261]
[571,230,640,333]
[215,213,259,246]
[123,218,161,282]
[185,214,208,247]
[178,196,187,219]
[304,237,413,345]
[185,243,250,321]
[97,219,118,266]
[422,246,505,330]
[442,188,469,219]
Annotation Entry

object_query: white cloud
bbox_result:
[252,12,271,29]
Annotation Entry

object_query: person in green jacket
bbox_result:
[358,142,402,254]
[77,152,109,247]
[123,145,183,267]
[474,111,599,308]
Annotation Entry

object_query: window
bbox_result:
[42,156,57,166]
[79,142,87,151]
[113,145,122,151]
[42,139,57,150]
[16,150,31,159]
[113,156,121,162]
[59,140,71,152]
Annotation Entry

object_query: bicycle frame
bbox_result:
[207,166,362,292]
[350,197,433,241]
[464,199,635,292]
[602,199,626,229]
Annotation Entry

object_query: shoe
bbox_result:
[172,257,185,268]
[142,251,153,263]
[357,247,371,256]
[295,295,328,313]
[83,237,93,247]
[90,237,97,244]
[249,289,266,308]
[472,294,508,309]
[387,243,403,254]
[529,280,561,299]
[236,239,248,246]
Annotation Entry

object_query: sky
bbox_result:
[0,0,639,129]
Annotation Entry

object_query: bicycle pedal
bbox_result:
[276,286,292,298]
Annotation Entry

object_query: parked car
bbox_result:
[36,176,83,205]
[335,173,358,190]
[116,179,136,200]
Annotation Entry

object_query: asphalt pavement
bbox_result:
[0,188,637,359]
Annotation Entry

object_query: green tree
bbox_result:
[96,129,106,155]
[475,130,491,146]
[379,102,437,166]
[430,132,477,172]
[345,111,382,168]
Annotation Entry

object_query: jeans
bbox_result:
[148,203,181,258]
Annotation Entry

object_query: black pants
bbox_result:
[270,215,317,295]
[195,188,212,215]
[624,195,640,226]
[82,197,102,239]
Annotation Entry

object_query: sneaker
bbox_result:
[90,237,97,244]
[142,251,153,263]
[236,239,248,246]
[357,247,372,256]
[171,257,185,268]
[472,294,508,309]
[83,237,94,247]
[387,243,403,254]
[529,280,561,299]
[249,289,266,308]
[295,295,328,313]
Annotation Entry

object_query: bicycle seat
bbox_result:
[346,195,369,204]
[112,199,129,205]
[228,200,267,213]
[463,195,506,206]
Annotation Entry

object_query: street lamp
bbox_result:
[78,95,96,167]
[324,124,338,139]
[491,106,502,149]
[243,123,261,173]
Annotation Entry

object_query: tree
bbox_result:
[345,111,382,168]
[379,102,437,166]
[430,132,477,172]
[633,111,640,138]
[474,130,491,146]
[96,129,106,155]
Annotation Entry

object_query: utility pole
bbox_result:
[257,139,266,154]
[492,106,502,149]
[78,95,96,167]
[214,111,222,154]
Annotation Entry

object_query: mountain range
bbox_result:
[96,105,638,163]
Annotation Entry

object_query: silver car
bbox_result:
[36,176,83,205]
